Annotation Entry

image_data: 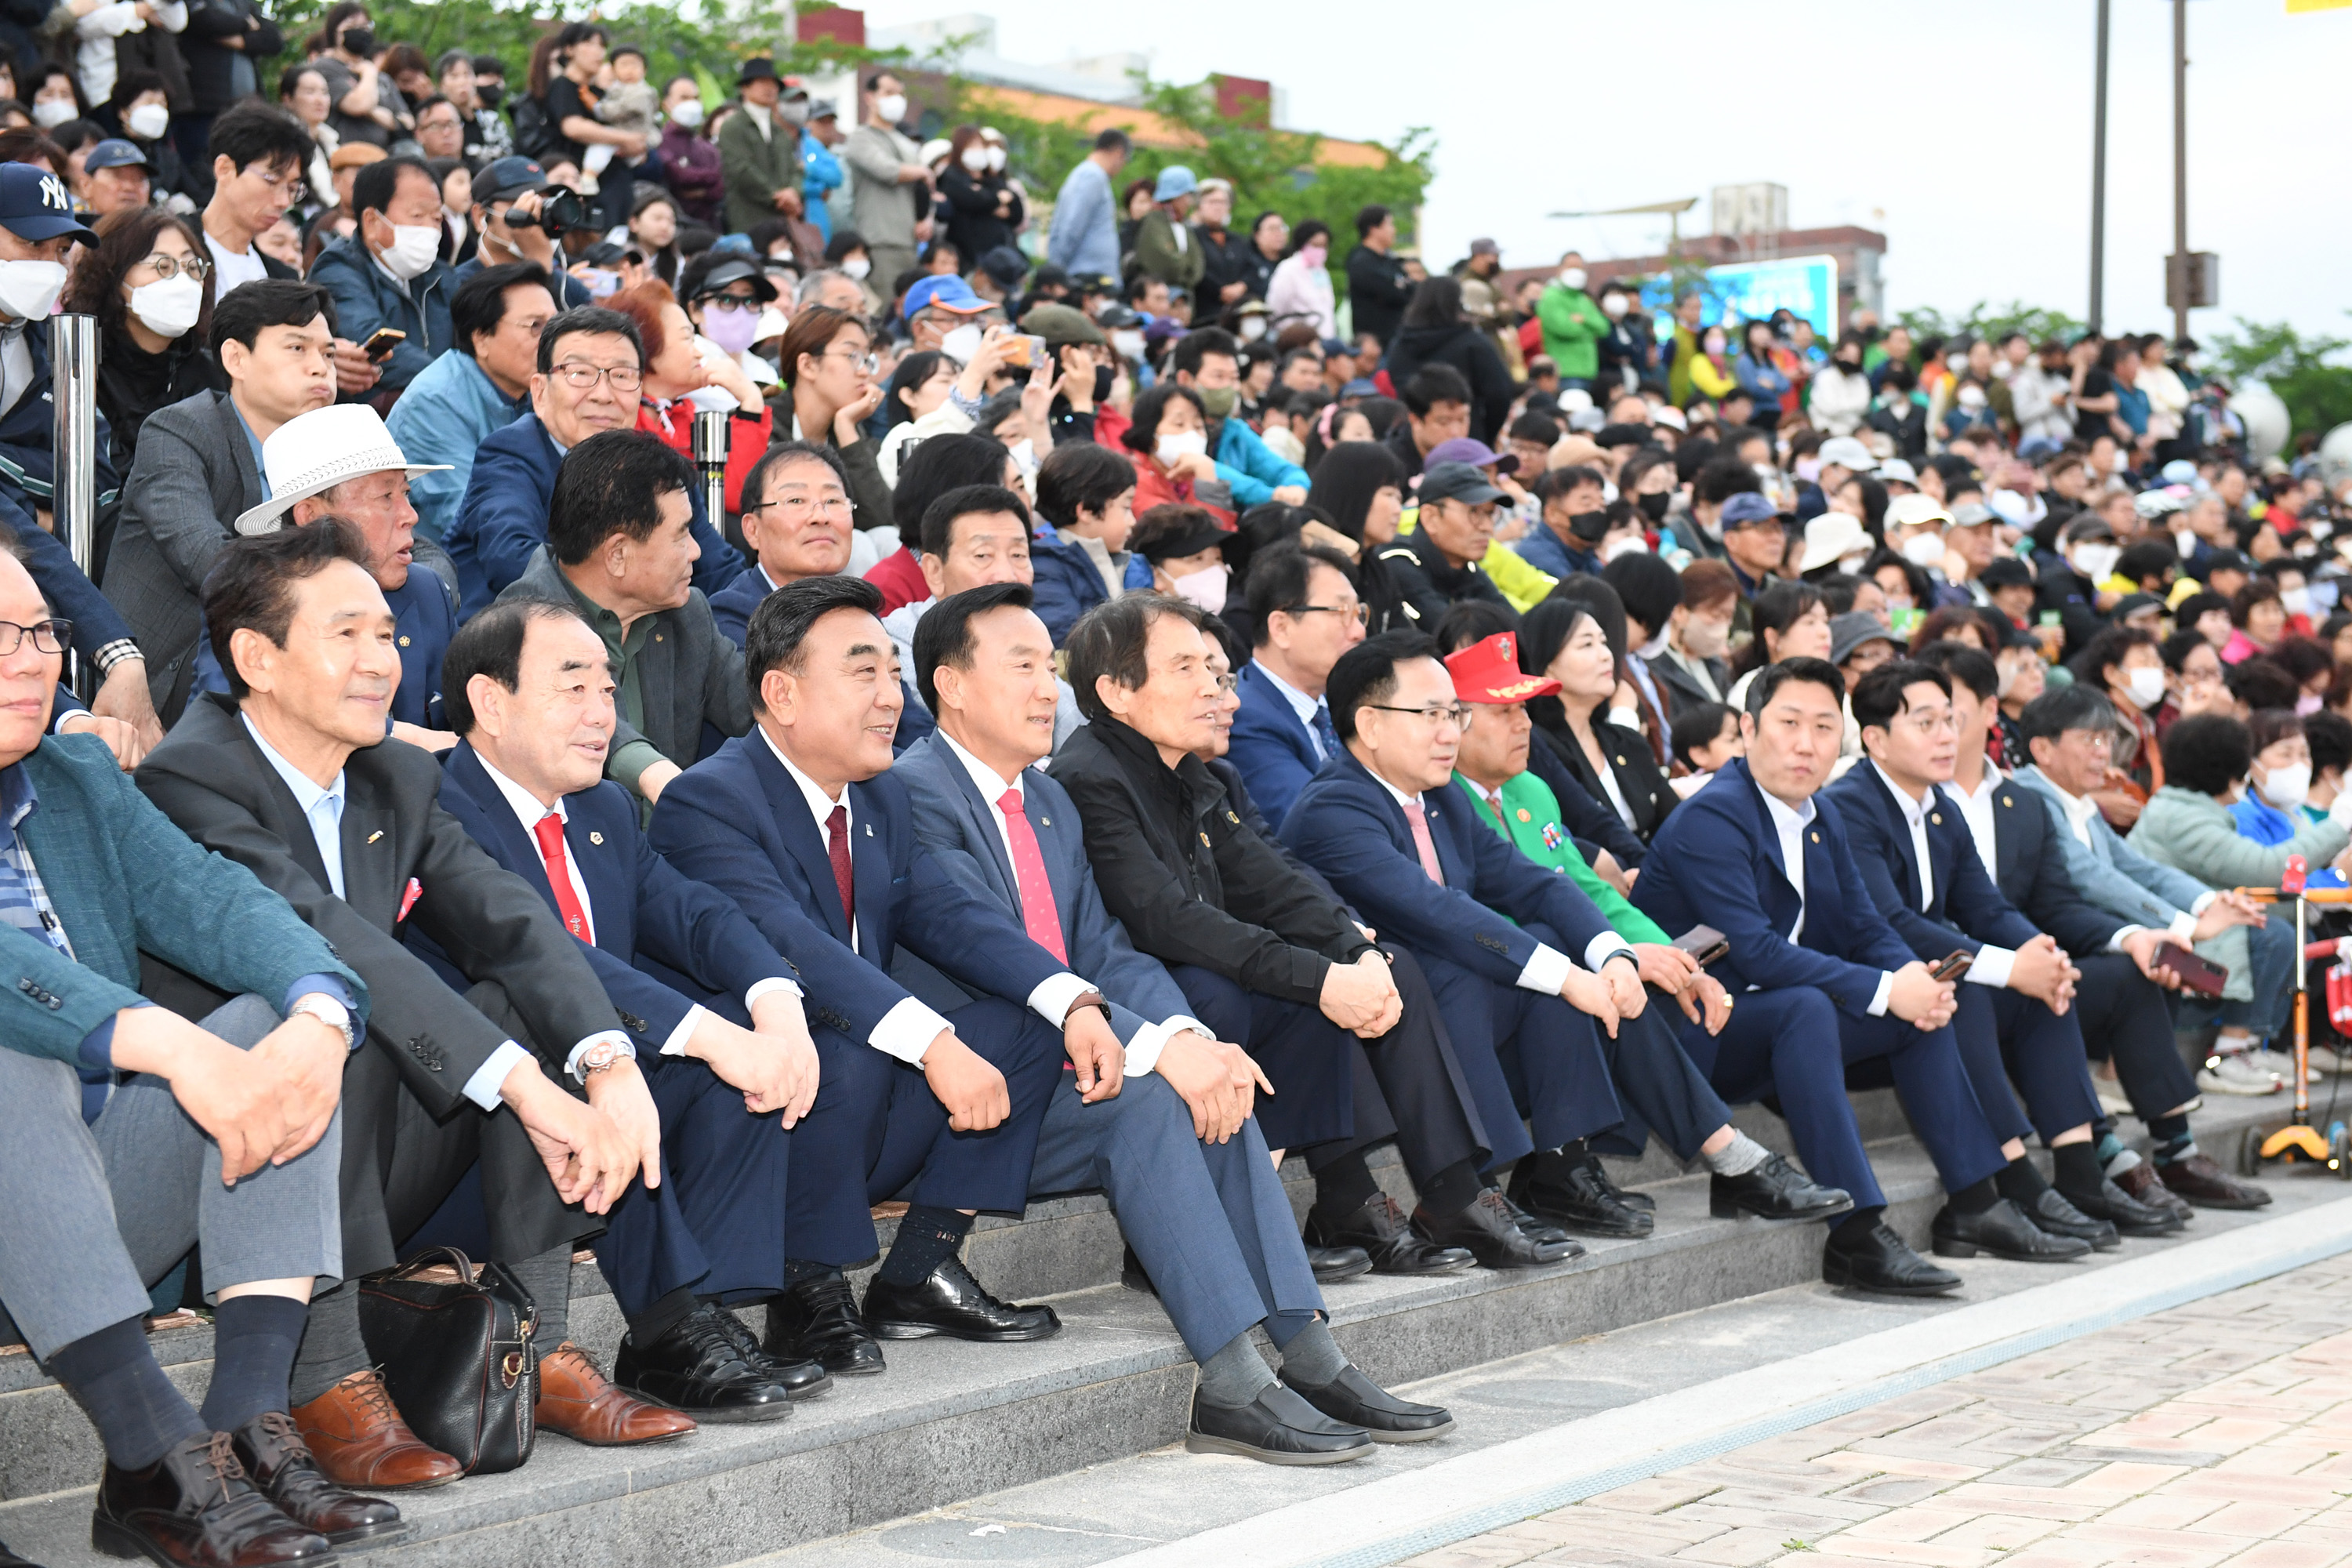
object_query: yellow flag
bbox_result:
[2288,0,2352,12]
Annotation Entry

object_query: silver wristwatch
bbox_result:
[289,993,354,1051]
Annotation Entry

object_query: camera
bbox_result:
[506,187,588,232]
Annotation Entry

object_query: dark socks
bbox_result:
[288,1280,369,1407]
[1308,1149,1381,1226]
[2052,1142,2105,1201]
[630,1286,699,1347]
[199,1294,310,1432]
[1418,1158,1486,1219]
[49,1316,206,1468]
[2150,1114,2194,1165]
[1994,1157,2050,1205]
[509,1245,573,1347]
[877,1206,971,1286]
[1947,1176,2002,1215]
[1830,1204,1887,1243]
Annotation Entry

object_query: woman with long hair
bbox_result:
[278,63,338,211]
[1305,439,1410,633]
[1725,582,1832,701]
[774,304,892,533]
[1265,218,1337,339]
[1521,594,1679,841]
[1382,275,1515,445]
[60,208,217,474]
[625,185,683,288]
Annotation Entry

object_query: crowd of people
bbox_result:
[2,13,2350,1566]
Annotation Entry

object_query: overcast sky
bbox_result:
[855,0,2352,347]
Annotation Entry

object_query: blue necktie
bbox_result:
[1311,701,1341,761]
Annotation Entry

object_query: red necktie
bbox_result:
[826,804,855,936]
[531,812,591,942]
[998,788,1067,963]
[1403,800,1446,884]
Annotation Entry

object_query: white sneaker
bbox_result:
[2307,1044,2350,1074]
[2198,1051,2284,1096]
[2246,1047,2320,1086]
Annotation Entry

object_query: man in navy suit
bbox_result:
[1634,658,2070,1294]
[434,599,846,1421]
[895,583,1447,1461]
[1286,632,1851,1238]
[1228,543,1365,829]
[443,307,742,619]
[648,575,1127,1378]
[1824,659,2139,1255]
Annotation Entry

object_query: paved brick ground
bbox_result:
[1397,1253,2352,1568]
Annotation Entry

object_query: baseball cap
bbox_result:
[1817,435,1877,473]
[2060,514,2117,546]
[1467,238,1500,258]
[1885,493,1955,532]
[687,256,779,303]
[1444,631,1559,704]
[1424,437,1518,475]
[902,273,992,323]
[1949,502,1999,529]
[0,163,91,245]
[328,143,385,172]
[82,139,151,174]
[1829,612,1895,668]
[976,245,1029,289]
[1018,302,1105,352]
[1876,458,1919,485]
[1151,165,1196,202]
[1419,462,1508,507]
[1718,492,1782,529]
[1650,405,1688,433]
[473,155,548,205]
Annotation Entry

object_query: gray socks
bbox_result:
[1276,1318,1349,1388]
[1196,1331,1278,1410]
[510,1245,573,1348]
[1700,1130,1771,1178]
[290,1243,575,1406]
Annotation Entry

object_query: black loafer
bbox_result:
[1508,1156,1651,1238]
[1413,1189,1581,1269]
[2062,1174,2183,1237]
[862,1254,1061,1341]
[0,1539,39,1568]
[1278,1365,1454,1443]
[1932,1198,2093,1261]
[1306,1193,1474,1276]
[615,1302,798,1422]
[1710,1153,1853,1224]
[1822,1219,1962,1296]
[1185,1385,1373,1465]
[767,1276,887,1377]
[2016,1186,2119,1250]
[1306,1243,1374,1283]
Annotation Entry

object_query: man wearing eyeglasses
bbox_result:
[1377,462,1513,627]
[448,304,743,620]
[1228,543,1365,828]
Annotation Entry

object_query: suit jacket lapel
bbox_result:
[748,735,851,944]
[1865,767,1926,911]
[1418,789,1465,888]
[564,797,630,956]
[946,751,1018,902]
[848,780,892,956]
[226,712,334,895]
[337,787,400,927]
[217,394,261,511]
[448,743,557,909]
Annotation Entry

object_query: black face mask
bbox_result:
[1638,491,1671,524]
[1567,508,1610,544]
[1092,364,1116,404]
[477,84,503,109]
[340,25,376,56]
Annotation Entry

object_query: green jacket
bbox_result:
[0,734,366,1065]
[1534,281,1604,381]
[2126,784,2352,892]
[1454,769,1667,942]
[717,104,800,238]
[1134,209,1205,290]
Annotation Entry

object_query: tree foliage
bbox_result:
[1895,300,2087,347]
[2206,317,2352,442]
[267,0,797,88]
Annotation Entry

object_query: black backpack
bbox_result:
[508,93,554,162]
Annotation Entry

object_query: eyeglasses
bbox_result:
[1366,702,1472,728]
[745,494,852,519]
[1213,673,1239,693]
[0,618,70,655]
[1283,601,1367,626]
[819,347,880,375]
[554,361,643,391]
[136,252,209,282]
[699,294,760,314]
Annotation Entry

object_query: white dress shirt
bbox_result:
[1758,783,1893,1015]
[938,732,1205,1076]
[1871,762,2015,989]
[1250,659,1330,762]
[1363,765,1633,989]
[1950,764,2149,956]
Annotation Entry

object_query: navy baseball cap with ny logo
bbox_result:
[0,164,96,245]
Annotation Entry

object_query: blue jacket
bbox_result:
[2009,764,2212,927]
[307,234,456,396]
[706,565,935,753]
[1047,158,1118,280]
[192,565,456,731]
[1225,659,1327,833]
[894,733,1189,1045]
[1026,531,1115,648]
[1509,523,1596,583]
[1632,760,1915,1018]
[1821,764,2043,964]
[1211,417,1308,510]
[383,348,525,544]
[447,412,744,620]
[800,131,842,241]
[1282,748,1616,987]
[647,732,1069,1045]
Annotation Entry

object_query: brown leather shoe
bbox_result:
[2112,1159,2194,1223]
[534,1342,695,1446]
[2158,1152,2273,1210]
[289,1369,462,1490]
[229,1411,406,1545]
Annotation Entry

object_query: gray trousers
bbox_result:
[0,995,343,1361]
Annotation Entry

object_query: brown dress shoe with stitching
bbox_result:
[2157,1152,2273,1210]
[289,1369,461,1490]
[2111,1159,2194,1223]
[534,1342,696,1446]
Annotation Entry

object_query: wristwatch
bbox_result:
[288,993,354,1051]
[1061,989,1112,1026]
[576,1039,631,1080]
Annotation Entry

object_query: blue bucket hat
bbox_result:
[1152,165,1197,202]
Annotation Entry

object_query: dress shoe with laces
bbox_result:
[1306,1194,1472,1276]
[614,1303,798,1423]
[1305,1243,1374,1283]
[1413,1189,1582,1269]
[1185,1385,1373,1465]
[1496,1190,1575,1246]
[535,1342,697,1446]
[2060,1175,2183,1236]
[1708,1154,1853,1224]
[1277,1366,1454,1443]
[767,1276,886,1376]
[706,1305,830,1399]
[228,1411,404,1546]
[1508,1155,1652,1238]
[1822,1220,1962,1296]
[862,1254,1060,1341]
[2113,1160,2194,1223]
[93,1430,332,1566]
[2013,1186,2119,1250]
[1932,1198,2092,1261]
[2158,1152,2273,1210]
[289,1368,461,1490]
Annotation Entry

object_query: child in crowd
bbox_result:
[587,44,659,195]
[1670,702,1744,798]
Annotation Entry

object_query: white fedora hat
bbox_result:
[1798,510,1871,576]
[234,404,452,536]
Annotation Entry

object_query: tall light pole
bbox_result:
[2172,0,2190,345]
[2089,0,2110,332]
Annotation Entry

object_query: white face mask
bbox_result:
[670,99,705,129]
[0,259,66,323]
[128,274,202,339]
[1956,385,1987,409]
[873,93,907,124]
[2176,528,2198,558]
[1558,267,1587,290]
[125,102,169,140]
[2126,666,2169,710]
[987,145,1007,172]
[1171,561,1228,613]
[1112,328,1145,361]
[1901,531,1947,567]
[840,256,871,281]
[31,98,74,129]
[2072,543,2121,582]
[939,322,982,365]
[1602,535,1650,563]
[376,223,442,281]
[1238,315,1267,341]
[1007,437,1036,479]
[2282,586,2312,619]
[961,145,989,172]
[1155,429,1208,465]
[1599,292,1628,318]
[2263,760,2312,808]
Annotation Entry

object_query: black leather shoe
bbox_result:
[767,1276,886,1377]
[228,1411,405,1546]
[1305,1243,1373,1283]
[1414,1189,1581,1269]
[1185,1385,1373,1465]
[1495,1189,1575,1245]
[2060,1175,2183,1237]
[1710,1153,1854,1224]
[93,1431,333,1566]
[2015,1186,2119,1250]
[1508,1155,1652,1238]
[1932,1198,2093,1261]
[862,1254,1061,1341]
[1278,1365,1454,1443]
[702,1302,829,1399]
[1307,1193,1473,1276]
[1581,1153,1654,1211]
[1822,1220,1962,1296]
[0,1540,40,1567]
[615,1302,799,1422]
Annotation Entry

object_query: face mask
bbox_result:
[1238,315,1267,342]
[1704,335,1726,356]
[1112,328,1145,361]
[128,274,201,338]
[2176,527,2198,558]
[840,256,871,281]
[1957,385,1987,409]
[125,102,169,140]
[1600,292,1628,318]
[31,98,74,129]
[988,146,1006,172]
[2263,761,2312,808]
[1007,437,1036,479]
[1886,594,1914,615]
[1682,616,1730,659]
[1298,244,1327,269]
[873,93,907,124]
[1637,491,1670,524]
[1171,562,1228,612]
[670,99,705,129]
[1196,384,1237,419]
[1091,363,1116,403]
[702,306,757,357]
[961,146,989,172]
[1559,267,1586,290]
[940,322,984,365]
[780,99,810,126]
[2126,666,2169,710]
[1156,429,1209,465]
[376,223,441,281]
[2282,586,2312,618]
[0,259,66,323]
[1839,553,1871,576]
[1901,532,1947,567]
[1566,508,1609,544]
[1794,456,1823,484]
[478,84,503,109]
[1605,535,1651,563]
[340,25,376,55]
[2072,542,2121,582]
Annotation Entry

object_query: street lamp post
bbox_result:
[2089,0,2110,332]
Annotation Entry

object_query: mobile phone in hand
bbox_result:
[1928,949,1973,982]
[361,327,406,362]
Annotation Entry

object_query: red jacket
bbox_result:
[638,396,772,517]
[865,545,930,615]
[1130,453,1236,528]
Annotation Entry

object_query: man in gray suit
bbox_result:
[895,581,1454,1465]
[496,430,750,808]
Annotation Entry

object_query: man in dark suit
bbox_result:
[1825,659,2129,1255]
[648,575,1124,1378]
[434,598,849,1421]
[445,306,742,619]
[137,521,689,1490]
[1227,543,1366,829]
[1633,659,2071,1294]
[1286,631,1850,1237]
[895,583,1448,1460]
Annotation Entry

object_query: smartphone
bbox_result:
[1928,949,1974,982]
[361,327,406,363]
[998,332,1047,368]
[2153,942,2228,997]
[1672,924,1730,967]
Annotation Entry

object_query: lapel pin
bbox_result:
[589,831,604,845]
[1929,812,1943,826]
[365,829,383,844]
[1040,816,1051,827]
[1810,831,1820,843]
[2002,795,2013,808]
[864,823,873,837]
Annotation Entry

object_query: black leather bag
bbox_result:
[358,1247,540,1475]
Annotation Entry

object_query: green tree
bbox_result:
[1896,299,2085,346]
[2205,317,2352,443]
[270,0,795,89]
